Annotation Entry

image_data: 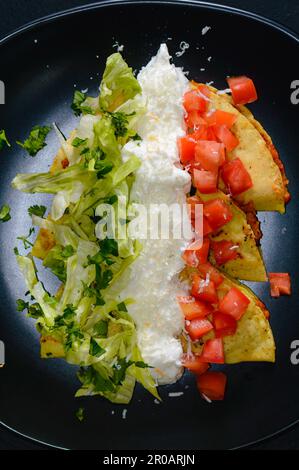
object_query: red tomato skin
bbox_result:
[183,90,208,113]
[186,318,214,341]
[269,272,291,297]
[211,240,239,265]
[187,195,201,219]
[204,109,237,129]
[195,140,225,172]
[197,262,224,287]
[191,274,218,304]
[197,371,227,400]
[199,338,225,364]
[219,287,250,320]
[182,250,198,267]
[195,237,210,264]
[213,311,237,337]
[227,76,258,105]
[191,124,209,141]
[203,198,233,231]
[182,354,210,374]
[213,124,239,152]
[221,157,253,196]
[178,136,196,165]
[178,297,213,320]
[193,169,218,194]
[185,111,206,129]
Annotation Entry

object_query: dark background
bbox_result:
[0,0,298,451]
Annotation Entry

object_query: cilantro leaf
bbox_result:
[108,111,130,137]
[0,130,11,150]
[28,205,46,218]
[17,227,35,249]
[117,301,128,312]
[131,133,142,141]
[0,204,11,223]
[16,125,51,157]
[72,137,88,148]
[61,245,75,258]
[95,161,113,179]
[89,338,105,357]
[16,299,29,312]
[93,320,108,338]
[75,407,85,422]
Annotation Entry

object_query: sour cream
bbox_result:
[119,44,192,384]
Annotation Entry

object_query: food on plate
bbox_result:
[269,272,291,297]
[193,190,267,282]
[10,43,289,405]
[183,82,289,213]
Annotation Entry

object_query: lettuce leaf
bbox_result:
[99,53,141,111]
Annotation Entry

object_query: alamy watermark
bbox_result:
[94,198,203,243]
[0,80,4,104]
[0,340,4,366]
[290,80,299,104]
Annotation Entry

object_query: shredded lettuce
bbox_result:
[12,51,160,406]
[99,53,141,111]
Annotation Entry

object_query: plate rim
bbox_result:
[0,0,298,451]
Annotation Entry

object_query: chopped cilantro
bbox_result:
[17,227,35,249]
[28,205,46,218]
[0,130,11,150]
[17,125,51,157]
[72,137,88,148]
[75,407,85,422]
[61,245,75,258]
[89,338,105,357]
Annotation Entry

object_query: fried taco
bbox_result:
[204,85,289,213]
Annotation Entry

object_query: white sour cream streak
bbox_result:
[119,44,192,384]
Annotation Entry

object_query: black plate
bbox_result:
[0,0,298,450]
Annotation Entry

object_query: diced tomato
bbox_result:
[213,124,239,152]
[183,237,210,266]
[185,111,206,130]
[192,83,211,99]
[190,124,208,141]
[197,262,224,287]
[269,272,291,297]
[191,274,218,304]
[182,249,199,267]
[203,198,233,231]
[193,169,218,194]
[195,140,225,172]
[199,338,224,364]
[192,215,213,238]
[195,237,210,263]
[178,296,213,320]
[219,287,250,320]
[206,126,217,142]
[182,354,210,375]
[227,76,258,105]
[197,371,227,400]
[211,240,239,265]
[202,216,213,236]
[221,158,253,196]
[204,109,237,129]
[178,136,196,165]
[187,195,201,219]
[213,311,237,337]
[183,90,208,114]
[186,317,214,341]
